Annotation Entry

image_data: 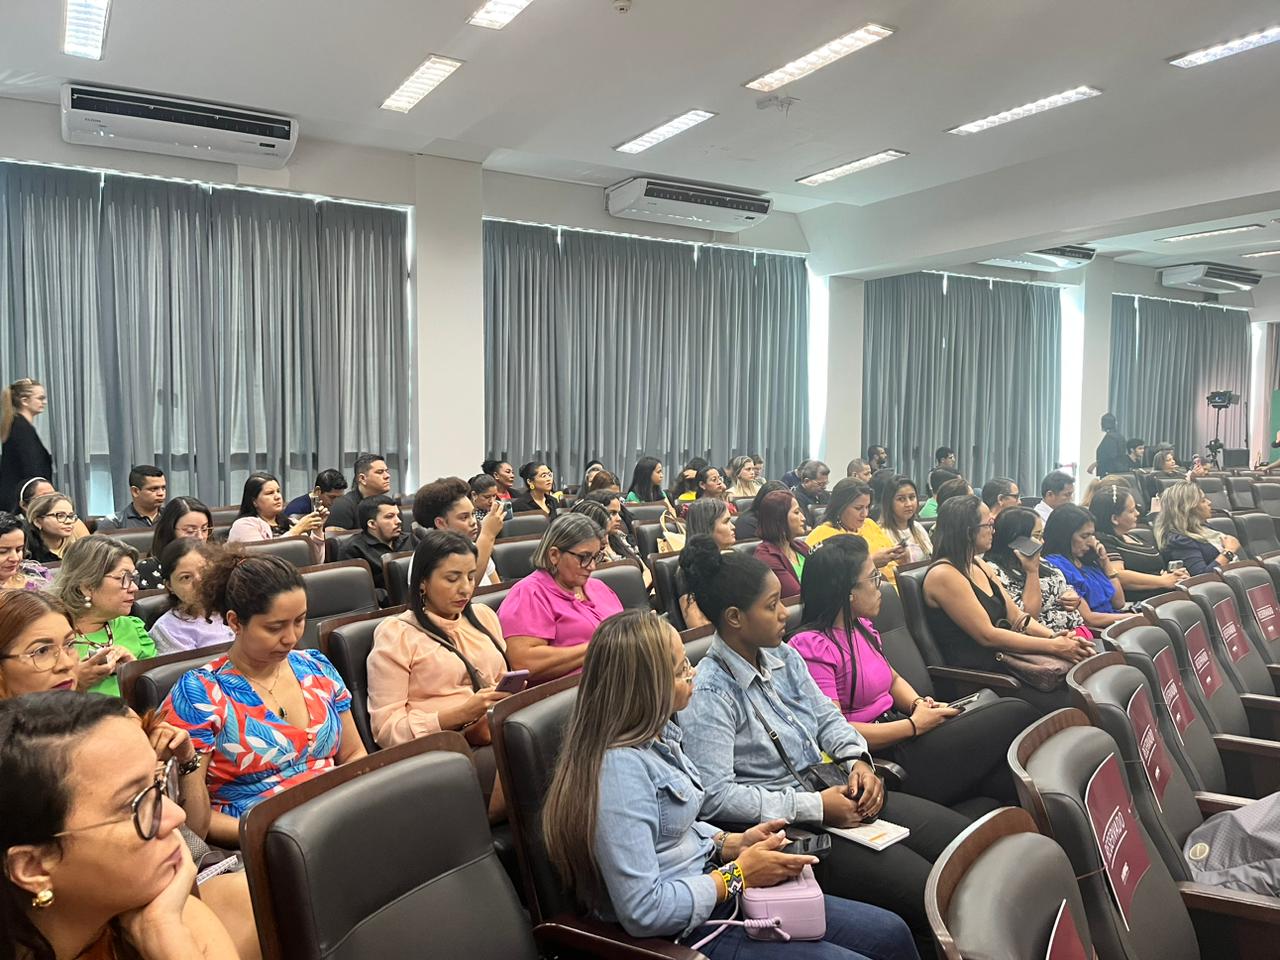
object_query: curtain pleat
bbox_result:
[483,220,808,483]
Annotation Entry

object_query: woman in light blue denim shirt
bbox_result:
[541,609,918,959]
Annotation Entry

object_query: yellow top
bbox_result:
[805,522,851,549]
[806,518,905,586]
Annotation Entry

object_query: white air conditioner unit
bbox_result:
[61,84,297,169]
[1160,263,1262,294]
[980,244,1095,272]
[606,178,772,232]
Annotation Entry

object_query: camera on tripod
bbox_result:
[1207,391,1239,411]
[1205,390,1241,468]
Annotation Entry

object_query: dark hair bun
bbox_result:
[679,534,723,589]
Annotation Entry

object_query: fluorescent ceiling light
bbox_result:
[1169,25,1280,68]
[467,0,535,29]
[1156,224,1266,242]
[946,85,1101,135]
[615,110,715,154]
[380,55,463,112]
[746,23,894,92]
[1242,249,1280,258]
[797,149,907,186]
[63,0,111,60]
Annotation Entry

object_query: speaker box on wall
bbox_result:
[1223,448,1249,468]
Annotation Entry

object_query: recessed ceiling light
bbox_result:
[1156,224,1266,242]
[1169,25,1280,68]
[380,55,463,113]
[746,24,894,93]
[797,149,908,186]
[615,110,715,154]
[946,85,1101,136]
[467,0,535,29]
[1242,249,1280,259]
[63,0,111,60]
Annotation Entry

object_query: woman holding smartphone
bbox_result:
[366,530,516,819]
[985,507,1089,635]
[1042,505,1131,630]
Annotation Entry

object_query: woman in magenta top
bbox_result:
[791,535,1037,809]
[498,514,624,685]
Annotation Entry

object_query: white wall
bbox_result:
[823,277,864,474]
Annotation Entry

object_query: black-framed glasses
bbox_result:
[856,570,885,590]
[108,571,141,589]
[973,520,996,530]
[0,637,79,673]
[56,758,175,842]
[50,512,78,524]
[564,548,607,569]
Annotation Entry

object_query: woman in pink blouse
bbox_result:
[226,472,324,565]
[498,514,624,684]
[790,535,1036,809]
[366,530,517,818]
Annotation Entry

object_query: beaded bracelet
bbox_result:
[717,860,746,898]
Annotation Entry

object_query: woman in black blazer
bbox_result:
[0,379,52,512]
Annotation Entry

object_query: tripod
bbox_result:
[1206,405,1227,470]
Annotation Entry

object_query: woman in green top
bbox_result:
[625,456,665,503]
[51,534,155,697]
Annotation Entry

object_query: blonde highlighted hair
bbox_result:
[0,378,41,442]
[1154,480,1216,549]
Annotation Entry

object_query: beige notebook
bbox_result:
[824,820,910,851]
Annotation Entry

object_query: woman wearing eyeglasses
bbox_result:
[792,536,1036,808]
[135,496,216,592]
[49,534,155,698]
[498,514,623,685]
[511,461,560,518]
[24,491,87,565]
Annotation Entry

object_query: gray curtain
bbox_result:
[1108,295,1250,461]
[484,220,809,485]
[1,160,410,513]
[863,272,1062,490]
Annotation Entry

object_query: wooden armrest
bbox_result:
[1195,791,1253,816]
[534,916,706,960]
[1178,882,1280,924]
[927,665,1021,692]
[1240,694,1280,742]
[1212,734,1280,798]
[1240,693,1280,713]
[1266,663,1280,682]
[1213,734,1280,758]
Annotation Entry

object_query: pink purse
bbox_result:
[690,866,826,948]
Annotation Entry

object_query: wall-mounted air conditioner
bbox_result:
[980,245,1096,272]
[1160,263,1262,294]
[606,178,772,232]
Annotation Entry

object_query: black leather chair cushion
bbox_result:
[868,583,933,696]
[633,523,664,566]
[1151,598,1250,737]
[382,552,413,608]
[263,750,537,960]
[592,562,650,612]
[1221,563,1280,664]
[651,554,685,629]
[125,644,232,715]
[299,563,380,651]
[323,531,360,564]
[1234,512,1280,559]
[729,539,761,558]
[472,583,512,613]
[1199,476,1232,514]
[947,832,1095,960]
[130,590,171,630]
[492,539,540,581]
[627,503,670,525]
[1183,577,1275,697]
[1229,477,1258,511]
[500,514,550,539]
[685,635,713,666]
[242,537,316,568]
[324,613,402,753]
[103,527,156,557]
[895,564,947,667]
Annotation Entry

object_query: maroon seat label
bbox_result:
[1246,583,1280,644]
[1126,684,1172,809]
[1152,646,1194,740]
[1045,898,1091,960]
[1085,753,1151,931]
[1183,620,1223,700]
[1212,597,1249,663]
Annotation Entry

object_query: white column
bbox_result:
[823,277,865,475]
[1074,257,1118,497]
[413,156,485,484]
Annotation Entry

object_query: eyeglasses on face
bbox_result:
[563,548,607,569]
[108,571,141,589]
[176,524,211,537]
[55,758,176,842]
[973,520,996,530]
[49,512,78,524]
[0,637,79,672]
[855,570,885,590]
[675,655,694,680]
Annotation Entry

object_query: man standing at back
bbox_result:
[98,465,167,529]
[1093,413,1129,477]
[326,452,392,530]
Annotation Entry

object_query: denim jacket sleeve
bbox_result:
[593,749,719,938]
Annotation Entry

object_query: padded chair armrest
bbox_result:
[871,759,907,790]
[926,665,1021,693]
[534,916,706,960]
[1240,693,1280,712]
[1194,791,1253,816]
[1240,694,1280,741]
[1212,734,1280,798]
[1178,881,1280,924]
[1267,663,1280,683]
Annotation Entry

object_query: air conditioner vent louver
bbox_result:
[980,244,1095,272]
[1161,263,1262,293]
[606,178,773,232]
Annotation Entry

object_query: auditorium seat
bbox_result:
[129,589,170,630]
[209,505,240,527]
[1019,496,1039,508]
[381,550,414,608]
[1219,562,1280,665]
[103,527,154,557]
[1010,709,1280,960]
[499,513,549,539]
[632,522,664,567]
[680,624,715,666]
[491,535,542,581]
[729,538,762,558]
[298,560,380,650]
[472,581,512,613]
[1155,474,1183,498]
[591,559,650,612]
[1253,482,1280,536]
[239,537,315,568]
[240,734,601,960]
[118,642,233,715]
[1231,512,1280,558]
[926,807,1096,960]
[323,528,360,563]
[1227,476,1257,511]
[1125,471,1151,514]
[731,496,754,515]
[1179,574,1277,696]
[651,553,686,629]
[320,606,408,753]
[1197,474,1232,514]
[626,502,672,525]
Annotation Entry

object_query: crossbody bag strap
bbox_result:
[710,654,808,786]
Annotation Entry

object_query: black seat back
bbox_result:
[729,538,761,558]
[130,589,171,630]
[651,553,686,629]
[1220,562,1280,664]
[1254,482,1280,520]
[869,582,934,697]
[1010,710,1200,960]
[102,527,156,557]
[1145,594,1250,737]
[1204,515,1243,555]
[591,560,650,612]
[1228,477,1257,511]
[208,505,240,527]
[472,581,512,613]
[381,551,414,608]
[119,642,233,715]
[1181,575,1275,696]
[1233,512,1280,559]
[1125,472,1151,515]
[632,523,664,566]
[896,562,949,667]
[626,502,671,525]
[242,736,537,960]
[323,529,360,564]
[498,513,549,540]
[298,561,380,650]
[1198,475,1232,514]
[681,625,715,666]
[491,536,541,581]
[240,537,316,568]
[321,607,407,753]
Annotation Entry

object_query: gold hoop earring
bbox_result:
[32,889,54,909]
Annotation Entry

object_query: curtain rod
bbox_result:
[1116,291,1251,313]
[483,216,809,260]
[920,268,1069,289]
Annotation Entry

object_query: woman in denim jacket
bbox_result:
[542,609,918,959]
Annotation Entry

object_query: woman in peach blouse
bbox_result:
[366,530,519,819]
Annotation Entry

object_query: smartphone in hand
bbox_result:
[495,670,530,694]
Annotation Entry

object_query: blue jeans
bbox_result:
[694,896,919,960]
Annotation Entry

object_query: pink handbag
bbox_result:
[690,866,826,948]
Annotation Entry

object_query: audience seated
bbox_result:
[678,498,736,628]
[933,476,972,510]
[511,461,559,517]
[1125,436,1146,468]
[753,489,811,599]
[0,510,50,590]
[468,472,500,523]
[150,540,234,655]
[790,459,830,526]
[160,553,367,848]
[0,590,80,697]
[135,496,214,591]
[366,531,515,817]
[580,459,605,494]
[670,457,709,500]
[873,475,933,564]
[979,476,1020,518]
[985,508,1088,636]
[1147,448,1206,496]
[725,454,762,499]
[482,459,517,501]
[1090,485,1187,601]
[24,491,86,564]
[0,377,52,512]
[792,536,1035,807]
[934,446,957,471]
[1032,469,1075,523]
[226,472,324,565]
[497,514,623,685]
[806,479,908,575]
[413,476,503,586]
[845,458,872,483]
[1154,479,1242,575]
[0,692,239,960]
[1041,505,1129,629]
[281,467,349,523]
[97,464,167,530]
[51,535,154,697]
[677,464,732,506]
[586,468,621,493]
[625,456,665,503]
[917,468,959,519]
[731,479,786,542]
[339,494,413,600]
[542,609,918,958]
[922,496,1092,710]
[677,536,969,945]
[19,478,92,539]
[866,445,890,472]
[1079,472,1133,508]
[569,497,640,567]
[326,453,393,530]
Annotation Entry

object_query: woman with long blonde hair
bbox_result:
[541,610,917,958]
[1154,479,1242,575]
[0,377,51,513]
[725,455,761,499]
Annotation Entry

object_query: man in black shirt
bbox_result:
[98,465,167,529]
[1094,413,1129,477]
[327,453,393,530]
[340,494,412,602]
[791,460,831,528]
